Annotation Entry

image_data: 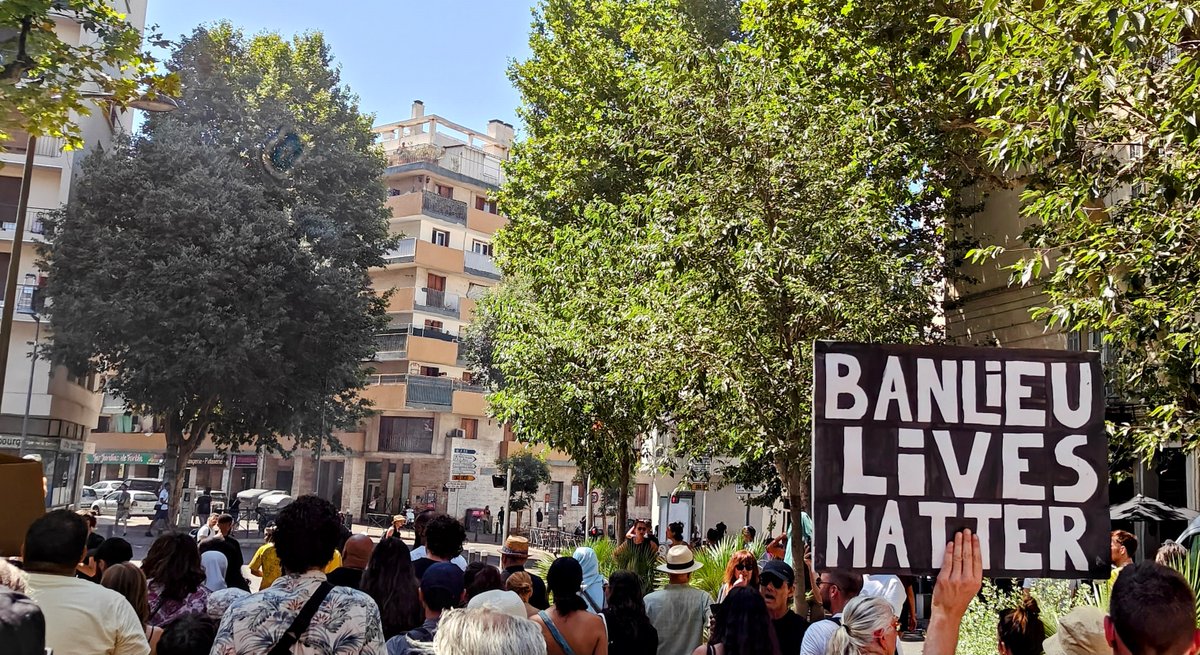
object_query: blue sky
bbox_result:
[145,1,535,132]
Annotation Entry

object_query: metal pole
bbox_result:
[20,316,40,441]
[0,135,37,400]
[503,464,512,536]
[584,475,592,534]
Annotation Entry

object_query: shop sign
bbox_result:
[0,436,22,449]
[232,454,258,468]
[59,440,84,453]
[187,454,227,466]
[87,451,162,465]
[23,437,59,451]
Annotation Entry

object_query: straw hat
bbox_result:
[501,535,531,557]
[656,545,703,574]
[1043,606,1108,655]
[392,515,406,525]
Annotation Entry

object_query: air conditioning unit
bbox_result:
[447,428,466,439]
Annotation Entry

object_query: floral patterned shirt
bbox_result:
[147,581,209,627]
[212,570,386,655]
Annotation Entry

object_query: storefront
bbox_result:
[85,451,230,493]
[0,434,86,509]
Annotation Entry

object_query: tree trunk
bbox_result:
[779,455,820,620]
[163,412,203,530]
[616,447,631,545]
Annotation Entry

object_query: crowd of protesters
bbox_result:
[0,502,1197,655]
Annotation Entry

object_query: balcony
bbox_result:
[408,334,459,366]
[452,388,487,416]
[363,376,407,408]
[467,207,506,235]
[420,190,467,225]
[405,374,454,409]
[382,238,465,273]
[372,332,408,361]
[464,251,501,280]
[384,238,416,262]
[1,284,41,316]
[1,133,64,159]
[0,205,50,238]
[415,287,460,318]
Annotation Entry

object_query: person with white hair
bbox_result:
[825,596,898,655]
[431,607,546,655]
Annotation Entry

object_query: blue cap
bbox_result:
[421,562,464,611]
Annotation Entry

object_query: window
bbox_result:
[431,229,450,247]
[461,418,478,440]
[427,274,446,292]
[635,483,650,507]
[378,417,435,453]
[436,184,454,199]
[475,196,498,214]
[570,482,585,506]
[419,365,441,377]
[424,319,444,331]
[471,240,493,257]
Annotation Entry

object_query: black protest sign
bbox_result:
[812,341,1108,579]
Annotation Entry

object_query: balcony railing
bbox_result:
[421,190,468,225]
[1,134,64,158]
[366,374,407,385]
[406,374,454,408]
[378,423,435,454]
[464,251,501,279]
[0,205,50,236]
[373,332,408,360]
[1,284,41,315]
[415,287,460,318]
[384,238,416,262]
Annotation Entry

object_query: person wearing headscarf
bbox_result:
[200,551,228,592]
[573,546,605,614]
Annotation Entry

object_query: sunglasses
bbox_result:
[760,577,787,589]
[734,563,755,571]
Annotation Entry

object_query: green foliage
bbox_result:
[0,1,177,147]
[947,0,1200,456]
[40,25,392,517]
[533,537,620,581]
[957,579,1089,654]
[497,452,551,527]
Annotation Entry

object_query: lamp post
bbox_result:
[0,94,176,406]
[19,273,41,444]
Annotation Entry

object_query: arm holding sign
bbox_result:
[924,530,983,655]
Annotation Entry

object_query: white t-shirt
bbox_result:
[861,574,906,614]
[799,614,841,655]
[407,546,467,570]
[26,571,150,655]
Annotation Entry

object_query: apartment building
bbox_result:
[0,1,149,508]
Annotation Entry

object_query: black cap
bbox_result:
[94,538,133,565]
[0,590,45,655]
[761,560,795,585]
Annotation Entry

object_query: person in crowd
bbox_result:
[465,562,506,600]
[537,507,544,527]
[603,570,657,655]
[78,536,134,583]
[740,526,756,548]
[362,537,424,639]
[194,488,212,525]
[644,545,711,655]
[1042,606,1107,655]
[0,589,45,655]
[387,562,465,655]
[1154,540,1188,568]
[431,606,547,655]
[501,536,549,610]
[0,557,28,592]
[76,510,104,580]
[201,550,228,592]
[1110,530,1137,586]
[211,495,385,654]
[198,514,248,591]
[1106,561,1200,655]
[114,483,133,536]
[147,483,170,537]
[717,550,760,602]
[196,514,220,542]
[824,596,897,655]
[764,533,787,561]
[695,586,779,655]
[384,515,407,541]
[157,615,217,655]
[466,589,531,621]
[860,574,907,619]
[327,533,376,590]
[757,561,807,655]
[995,595,1043,655]
[22,509,150,655]
[574,546,606,613]
[614,519,659,593]
[249,525,282,589]
[409,508,436,551]
[799,568,863,655]
[142,533,210,627]
[507,571,539,617]
[204,588,249,622]
[103,562,164,654]
[921,529,984,655]
[532,557,608,655]
[668,522,687,548]
[413,514,468,577]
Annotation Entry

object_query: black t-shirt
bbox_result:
[326,566,365,590]
[199,536,248,591]
[195,494,212,515]
[772,610,809,655]
[86,532,104,551]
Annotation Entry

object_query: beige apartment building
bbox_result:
[0,0,149,508]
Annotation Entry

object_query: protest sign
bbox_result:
[812,341,1109,579]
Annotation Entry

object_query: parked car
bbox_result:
[80,486,98,504]
[90,480,125,496]
[123,477,163,493]
[91,490,158,517]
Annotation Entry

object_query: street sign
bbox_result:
[689,482,709,491]
[451,447,480,481]
[735,484,765,496]
[590,490,600,504]
[446,481,467,490]
[451,474,476,481]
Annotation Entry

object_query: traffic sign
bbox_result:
[735,484,765,495]
[446,481,467,490]
[451,474,476,481]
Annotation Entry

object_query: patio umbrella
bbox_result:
[1110,494,1199,522]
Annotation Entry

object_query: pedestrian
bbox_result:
[644,545,711,655]
[249,525,282,589]
[465,562,505,600]
[668,522,687,548]
[799,569,862,655]
[1110,529,1137,587]
[996,595,1043,655]
[78,536,134,583]
[536,508,543,527]
[716,550,759,602]
[757,561,807,654]
[201,551,228,592]
[194,488,212,525]
[739,526,756,548]
[385,515,407,541]
[211,495,386,654]
[102,562,164,654]
[483,506,493,534]
[824,596,897,655]
[22,509,150,655]
[0,589,46,655]
[386,562,465,655]
[410,508,435,551]
[114,483,133,536]
[327,533,376,590]
[532,557,607,655]
[1107,561,1200,655]
[614,519,659,593]
[412,514,468,577]
[501,535,549,610]
[142,533,210,627]
[156,615,217,655]
[146,483,169,537]
[79,510,105,550]
[506,571,539,617]
[573,546,605,613]
[602,570,657,655]
[431,606,547,655]
[196,513,220,542]
[198,514,249,590]
[695,586,779,655]
[498,507,505,532]
[362,536,424,639]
